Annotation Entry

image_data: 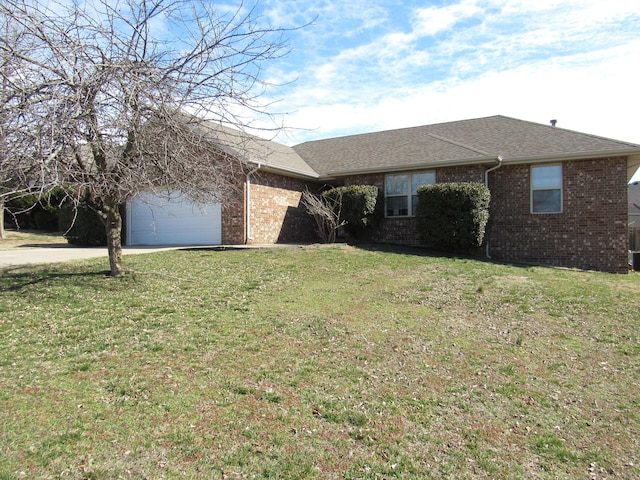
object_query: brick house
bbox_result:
[126,115,640,273]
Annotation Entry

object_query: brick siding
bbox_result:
[247,171,317,244]
[342,159,628,273]
[343,166,485,245]
[221,200,245,245]
[217,171,245,245]
[488,157,628,273]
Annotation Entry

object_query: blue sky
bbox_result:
[251,0,640,180]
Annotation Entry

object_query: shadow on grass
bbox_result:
[353,242,538,270]
[15,243,79,248]
[354,241,484,260]
[0,267,111,293]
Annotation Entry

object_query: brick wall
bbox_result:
[343,160,628,273]
[218,171,246,244]
[247,171,317,244]
[487,157,629,273]
[221,199,245,245]
[344,167,484,245]
[435,165,485,183]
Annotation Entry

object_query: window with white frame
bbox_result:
[531,164,562,213]
[385,171,435,217]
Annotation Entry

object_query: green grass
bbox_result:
[1,245,639,479]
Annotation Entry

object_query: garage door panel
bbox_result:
[128,192,221,246]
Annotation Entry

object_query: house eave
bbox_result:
[502,148,640,166]
[244,159,321,181]
[627,154,640,182]
[317,148,640,180]
[321,156,498,179]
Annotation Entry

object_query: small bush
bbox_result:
[415,182,490,252]
[33,206,59,231]
[301,189,342,243]
[59,203,107,246]
[3,189,66,231]
[323,185,383,240]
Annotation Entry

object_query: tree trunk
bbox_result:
[103,198,126,276]
[0,197,5,239]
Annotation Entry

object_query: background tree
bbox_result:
[0,0,294,274]
[0,14,53,239]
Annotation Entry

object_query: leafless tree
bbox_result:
[301,188,345,244]
[0,13,53,238]
[0,0,296,274]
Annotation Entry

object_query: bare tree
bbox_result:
[0,13,53,238]
[0,0,296,274]
[301,188,344,244]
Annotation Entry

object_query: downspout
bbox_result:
[484,155,503,259]
[246,163,261,243]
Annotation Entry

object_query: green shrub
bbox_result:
[59,202,107,246]
[3,193,38,229]
[3,188,66,231]
[415,182,490,252]
[33,207,59,231]
[323,185,383,240]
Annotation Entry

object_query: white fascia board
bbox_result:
[502,148,640,166]
[255,162,321,180]
[321,156,498,179]
[320,149,640,180]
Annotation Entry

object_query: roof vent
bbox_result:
[550,119,557,127]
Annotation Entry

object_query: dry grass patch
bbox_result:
[0,230,67,249]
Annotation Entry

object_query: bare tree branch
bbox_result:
[0,0,300,273]
[301,188,345,244]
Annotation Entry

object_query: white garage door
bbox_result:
[127,191,222,246]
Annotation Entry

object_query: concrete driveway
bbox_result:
[0,244,178,268]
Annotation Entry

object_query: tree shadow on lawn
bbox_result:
[353,242,537,270]
[14,243,80,248]
[0,267,111,293]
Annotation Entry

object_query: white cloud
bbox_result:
[254,0,640,158]
[413,0,483,36]
[261,0,388,36]
[276,37,640,145]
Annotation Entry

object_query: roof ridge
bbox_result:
[293,116,500,146]
[495,115,640,148]
[426,132,493,157]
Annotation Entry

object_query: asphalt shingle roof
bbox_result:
[293,115,640,177]
[186,116,319,178]
[193,114,640,180]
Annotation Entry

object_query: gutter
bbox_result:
[485,155,503,187]
[322,156,498,179]
[257,163,320,180]
[484,156,503,259]
[506,148,640,165]
[246,162,261,243]
[318,148,640,181]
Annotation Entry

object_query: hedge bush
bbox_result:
[323,185,383,240]
[415,182,490,252]
[59,202,108,246]
[3,189,66,231]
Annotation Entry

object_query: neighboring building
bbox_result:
[125,115,640,273]
[629,182,640,252]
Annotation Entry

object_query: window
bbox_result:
[531,165,562,213]
[385,172,435,217]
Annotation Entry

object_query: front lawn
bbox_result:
[1,245,639,479]
[0,230,67,250]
